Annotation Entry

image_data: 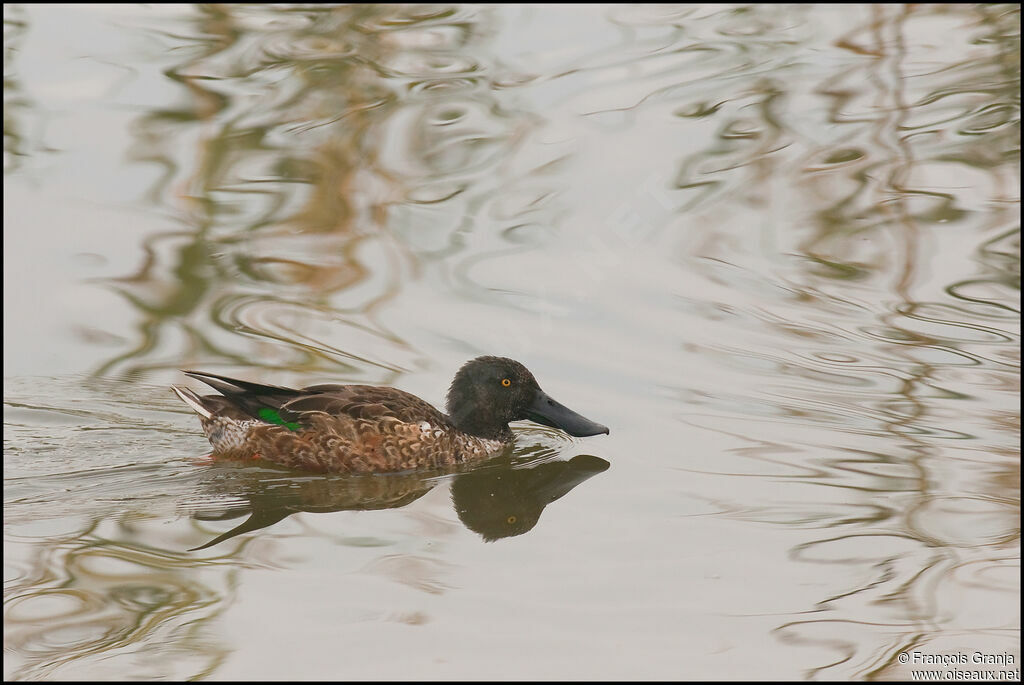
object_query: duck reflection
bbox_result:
[451,455,609,541]
[189,452,609,550]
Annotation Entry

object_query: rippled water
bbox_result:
[4,4,1020,680]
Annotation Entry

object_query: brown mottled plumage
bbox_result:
[172,356,609,474]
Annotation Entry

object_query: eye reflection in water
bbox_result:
[187,450,610,550]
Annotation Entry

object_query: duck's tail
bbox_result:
[174,371,306,423]
[179,370,304,418]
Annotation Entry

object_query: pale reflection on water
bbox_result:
[3,3,1020,680]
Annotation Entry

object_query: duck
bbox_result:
[172,356,609,473]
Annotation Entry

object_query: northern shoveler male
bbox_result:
[172,356,609,473]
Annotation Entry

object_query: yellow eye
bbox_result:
[507,515,517,524]
[501,378,511,387]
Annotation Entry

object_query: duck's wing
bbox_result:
[279,385,451,427]
[180,371,451,429]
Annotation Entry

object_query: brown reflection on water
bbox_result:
[3,4,32,174]
[670,5,1019,679]
[4,516,233,680]
[95,4,521,381]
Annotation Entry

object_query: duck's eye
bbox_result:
[507,515,517,525]
[501,378,511,387]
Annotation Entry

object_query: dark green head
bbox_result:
[445,356,610,441]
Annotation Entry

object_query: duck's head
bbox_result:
[446,356,610,441]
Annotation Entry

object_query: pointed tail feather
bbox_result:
[171,385,213,419]
[182,370,297,398]
[180,370,304,419]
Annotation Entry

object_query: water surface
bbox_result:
[4,4,1020,680]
